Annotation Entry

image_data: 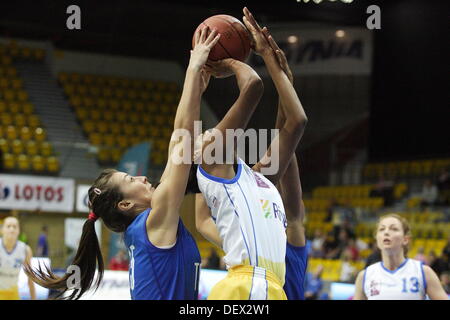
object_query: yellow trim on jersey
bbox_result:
[0,286,20,300]
[207,265,287,300]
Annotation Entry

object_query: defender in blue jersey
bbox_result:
[194,13,308,300]
[24,28,220,300]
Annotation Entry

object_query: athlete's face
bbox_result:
[110,172,155,212]
[1,217,20,241]
[376,217,409,253]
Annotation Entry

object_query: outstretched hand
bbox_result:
[242,7,272,57]
[190,27,221,71]
[262,28,294,85]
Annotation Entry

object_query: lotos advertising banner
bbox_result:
[0,174,75,212]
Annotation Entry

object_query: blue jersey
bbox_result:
[124,209,201,300]
[284,243,308,300]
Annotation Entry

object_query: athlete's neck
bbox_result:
[381,250,406,271]
[2,237,17,251]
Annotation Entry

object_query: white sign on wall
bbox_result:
[249,27,373,75]
[0,174,75,212]
[65,218,102,250]
[76,184,90,213]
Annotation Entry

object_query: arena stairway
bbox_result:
[15,61,101,179]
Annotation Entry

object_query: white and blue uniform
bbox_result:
[363,258,427,300]
[0,238,27,299]
[197,159,287,287]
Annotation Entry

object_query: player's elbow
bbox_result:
[286,112,308,136]
[246,76,264,97]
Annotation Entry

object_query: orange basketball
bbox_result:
[192,14,251,62]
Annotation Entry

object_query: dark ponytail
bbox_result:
[25,168,136,299]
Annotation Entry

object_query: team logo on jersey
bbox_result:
[211,196,219,208]
[369,280,380,296]
[253,172,270,188]
[260,200,272,218]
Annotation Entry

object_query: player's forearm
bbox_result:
[196,218,223,248]
[216,68,263,133]
[173,67,203,132]
[28,280,36,300]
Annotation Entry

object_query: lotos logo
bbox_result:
[0,183,11,200]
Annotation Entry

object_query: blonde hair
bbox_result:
[375,213,412,256]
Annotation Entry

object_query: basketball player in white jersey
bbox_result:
[0,216,36,300]
[194,7,307,299]
[354,214,448,300]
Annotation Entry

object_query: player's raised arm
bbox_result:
[148,27,220,247]
[199,58,263,171]
[244,7,307,185]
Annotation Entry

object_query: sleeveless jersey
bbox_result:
[284,243,308,300]
[363,258,427,300]
[197,159,287,285]
[124,209,201,300]
[0,238,27,290]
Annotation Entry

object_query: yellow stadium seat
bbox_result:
[103,110,114,122]
[111,148,122,162]
[149,126,161,137]
[89,132,102,145]
[122,124,135,136]
[81,97,94,108]
[116,136,128,148]
[3,153,15,170]
[107,77,119,87]
[82,74,94,85]
[17,154,30,171]
[82,120,95,134]
[58,72,69,84]
[0,101,6,113]
[13,113,26,127]
[103,134,116,147]
[46,156,60,172]
[8,101,21,113]
[27,115,41,128]
[114,88,125,100]
[1,56,12,65]
[88,86,101,96]
[6,125,17,140]
[40,142,53,157]
[127,89,138,100]
[110,123,121,135]
[135,101,145,113]
[25,141,38,156]
[130,136,142,146]
[128,112,139,124]
[69,73,81,83]
[119,78,130,88]
[31,155,45,172]
[136,125,147,138]
[102,87,113,98]
[121,100,132,112]
[64,83,75,96]
[144,80,154,90]
[19,126,32,141]
[17,90,28,102]
[115,111,127,122]
[75,107,88,121]
[91,109,101,121]
[98,148,111,163]
[33,48,45,61]
[132,79,143,89]
[0,77,9,89]
[0,138,9,153]
[96,97,107,109]
[1,113,13,126]
[34,127,46,142]
[98,121,109,134]
[6,66,17,77]
[140,91,150,101]
[69,96,82,108]
[141,114,151,125]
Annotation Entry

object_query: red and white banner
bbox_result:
[0,174,75,212]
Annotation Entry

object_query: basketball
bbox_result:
[192,15,251,62]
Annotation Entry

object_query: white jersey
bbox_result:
[197,159,287,285]
[363,259,427,300]
[0,238,27,290]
